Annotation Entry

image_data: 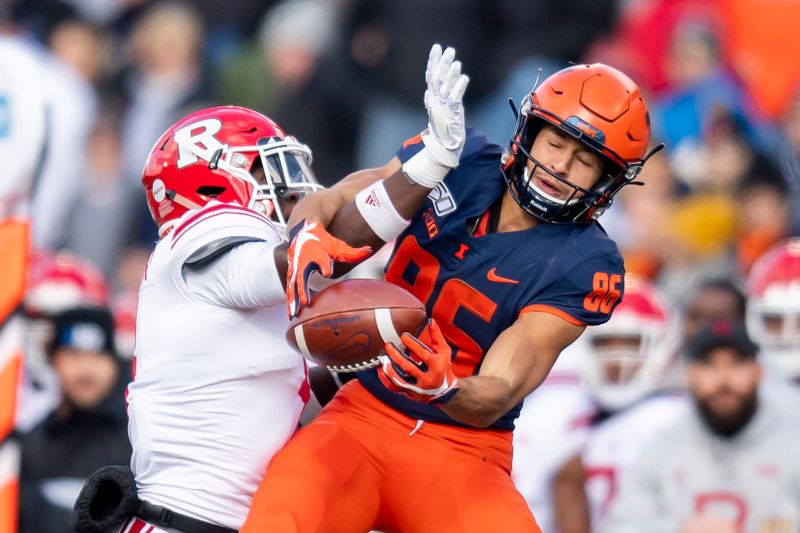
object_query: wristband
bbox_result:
[430,381,460,405]
[401,133,459,188]
[354,180,410,242]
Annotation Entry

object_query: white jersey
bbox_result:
[127,202,306,529]
[602,393,800,533]
[512,343,596,533]
[583,394,688,530]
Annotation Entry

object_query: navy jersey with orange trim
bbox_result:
[357,128,625,430]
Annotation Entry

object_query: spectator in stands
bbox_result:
[778,89,800,234]
[18,307,131,533]
[603,319,800,533]
[256,0,361,186]
[120,0,211,244]
[679,277,747,345]
[654,19,770,182]
[734,160,791,274]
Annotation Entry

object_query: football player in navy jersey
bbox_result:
[242,44,659,533]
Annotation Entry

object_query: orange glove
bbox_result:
[379,319,459,404]
[286,220,371,318]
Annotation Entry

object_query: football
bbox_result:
[285,279,427,373]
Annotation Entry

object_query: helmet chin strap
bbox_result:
[643,143,665,163]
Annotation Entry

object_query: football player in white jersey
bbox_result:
[123,106,354,533]
[72,103,443,533]
[0,33,48,533]
[552,276,685,532]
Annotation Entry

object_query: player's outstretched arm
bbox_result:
[284,43,469,317]
[330,44,470,247]
[287,43,470,248]
[439,311,585,428]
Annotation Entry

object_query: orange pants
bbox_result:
[241,380,540,533]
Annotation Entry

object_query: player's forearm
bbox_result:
[438,375,517,428]
[440,314,583,426]
[327,168,432,248]
[286,189,346,231]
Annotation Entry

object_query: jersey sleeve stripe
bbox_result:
[402,132,423,148]
[172,202,271,244]
[518,304,585,326]
[171,208,276,249]
[172,202,242,238]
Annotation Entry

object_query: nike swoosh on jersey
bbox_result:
[487,268,519,284]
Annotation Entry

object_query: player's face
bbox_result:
[251,164,302,221]
[526,125,605,200]
[591,335,643,384]
[686,347,762,437]
[51,348,119,410]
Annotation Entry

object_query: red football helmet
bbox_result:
[502,63,656,224]
[746,239,800,379]
[141,106,320,236]
[25,249,109,318]
[579,276,678,411]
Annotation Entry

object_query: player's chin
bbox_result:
[697,391,752,424]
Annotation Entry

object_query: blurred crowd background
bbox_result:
[3,0,800,531]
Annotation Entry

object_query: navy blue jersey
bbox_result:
[358,128,625,430]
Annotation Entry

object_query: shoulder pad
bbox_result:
[167,201,282,274]
[461,127,501,160]
[184,236,265,269]
[170,202,281,250]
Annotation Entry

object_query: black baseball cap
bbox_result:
[49,307,118,359]
[685,319,759,361]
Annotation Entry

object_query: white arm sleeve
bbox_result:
[184,241,286,309]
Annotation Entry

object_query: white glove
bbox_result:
[403,44,470,188]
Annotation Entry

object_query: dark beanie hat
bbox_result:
[49,307,118,359]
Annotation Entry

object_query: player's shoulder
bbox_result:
[571,221,622,259]
[551,222,625,280]
[169,201,280,248]
[460,127,502,161]
[164,201,282,269]
[530,222,623,287]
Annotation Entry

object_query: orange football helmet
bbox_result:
[502,63,658,224]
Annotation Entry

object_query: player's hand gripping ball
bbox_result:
[379,318,460,404]
[285,279,427,373]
